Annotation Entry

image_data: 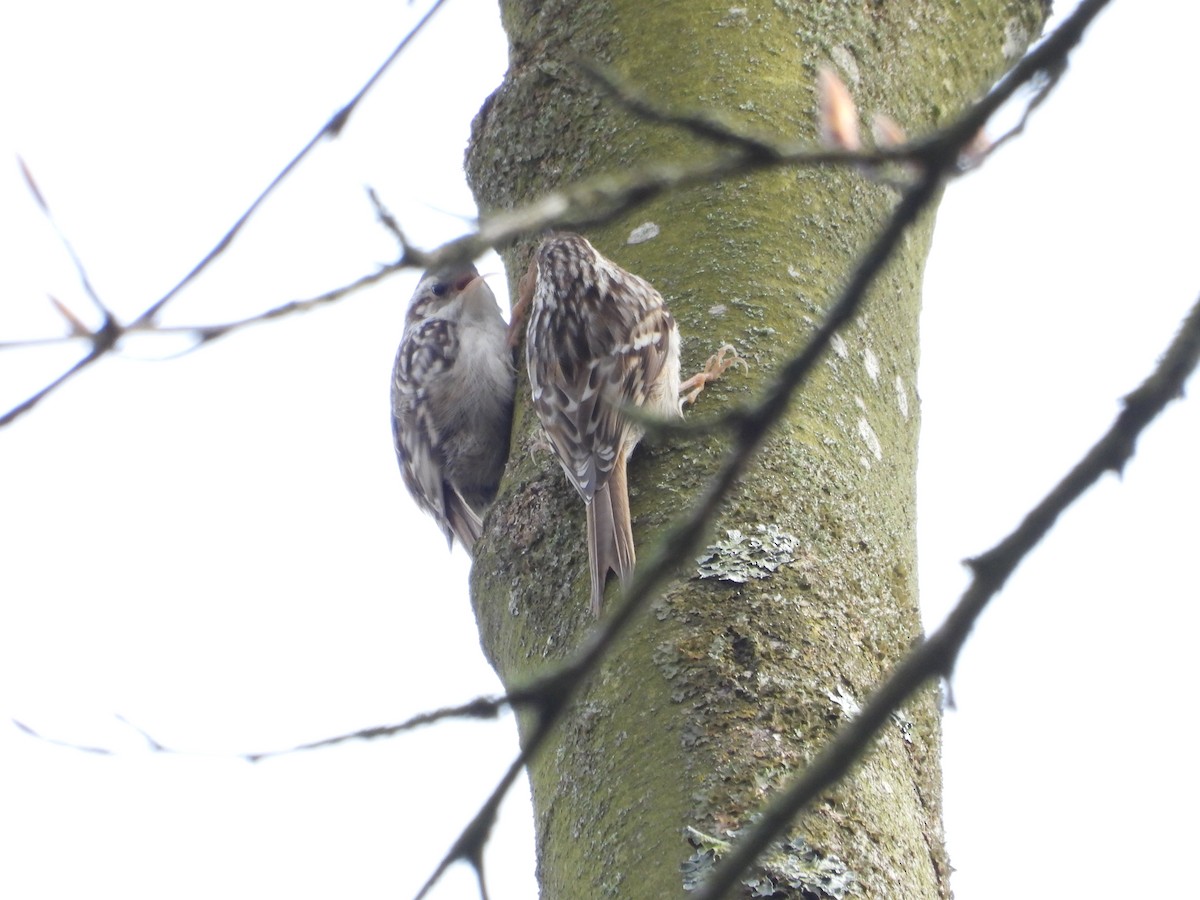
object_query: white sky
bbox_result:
[1,2,1196,899]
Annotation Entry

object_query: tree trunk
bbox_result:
[466,1,1046,896]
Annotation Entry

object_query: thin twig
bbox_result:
[0,334,114,427]
[17,158,114,322]
[1,160,124,427]
[577,61,786,159]
[413,747,529,900]
[246,695,508,762]
[12,719,113,756]
[367,186,412,252]
[131,0,452,327]
[0,3,452,428]
[180,262,409,346]
[13,693,510,762]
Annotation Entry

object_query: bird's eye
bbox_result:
[431,282,449,297]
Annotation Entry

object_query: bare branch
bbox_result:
[169,261,409,348]
[12,719,113,756]
[245,695,508,762]
[131,0,452,327]
[0,328,117,427]
[413,751,526,900]
[0,259,406,424]
[0,4,452,427]
[691,288,1200,900]
[0,159,126,426]
[112,714,169,752]
[2,0,1081,429]
[18,157,113,322]
[367,186,412,253]
[12,692,514,762]
[578,61,787,159]
[47,295,94,338]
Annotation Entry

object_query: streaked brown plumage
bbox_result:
[523,234,681,615]
[392,265,515,554]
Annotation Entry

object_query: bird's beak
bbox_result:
[457,274,493,308]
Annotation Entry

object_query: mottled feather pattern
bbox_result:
[528,235,681,499]
[397,317,457,393]
[525,233,682,613]
[392,317,457,524]
[391,266,514,553]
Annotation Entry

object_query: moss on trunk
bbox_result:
[466,1,1046,896]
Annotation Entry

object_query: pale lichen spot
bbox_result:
[858,416,883,461]
[543,194,569,218]
[717,7,749,27]
[626,222,660,245]
[895,375,909,419]
[830,45,860,87]
[709,303,728,317]
[695,524,798,583]
[863,347,880,384]
[828,685,861,719]
[830,333,849,359]
[1002,18,1030,59]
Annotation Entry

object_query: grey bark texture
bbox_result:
[465,1,1046,897]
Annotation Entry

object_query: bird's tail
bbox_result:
[586,455,635,617]
[445,488,484,555]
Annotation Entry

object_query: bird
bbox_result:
[391,264,515,554]
[522,233,683,616]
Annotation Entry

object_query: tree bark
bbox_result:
[466,1,1046,896]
